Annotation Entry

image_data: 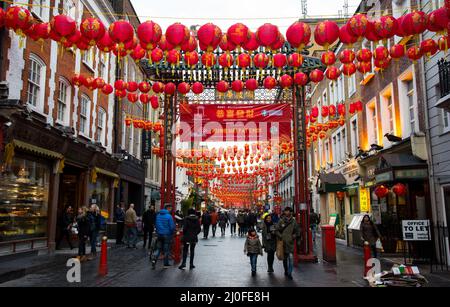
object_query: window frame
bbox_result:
[97,107,106,145]
[27,54,46,113]
[56,77,71,125]
[79,95,91,137]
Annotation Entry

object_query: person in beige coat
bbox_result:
[125,204,138,248]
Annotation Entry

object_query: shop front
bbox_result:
[117,154,145,215]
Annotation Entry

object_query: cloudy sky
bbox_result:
[131,0,361,32]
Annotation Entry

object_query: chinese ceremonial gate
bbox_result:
[142,44,322,260]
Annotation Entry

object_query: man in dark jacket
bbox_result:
[152,204,176,269]
[247,210,258,230]
[201,210,212,239]
[114,202,126,244]
[56,206,74,250]
[309,209,320,243]
[87,205,101,257]
[275,207,300,280]
[179,209,201,270]
[142,204,156,249]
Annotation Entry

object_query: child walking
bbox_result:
[244,229,263,276]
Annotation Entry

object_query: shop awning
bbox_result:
[94,167,119,179]
[12,139,63,160]
[317,172,346,194]
[375,153,428,183]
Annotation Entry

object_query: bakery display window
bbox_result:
[88,175,111,214]
[0,157,49,242]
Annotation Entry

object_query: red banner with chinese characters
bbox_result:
[179,104,293,142]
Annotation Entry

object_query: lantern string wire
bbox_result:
[4,0,429,26]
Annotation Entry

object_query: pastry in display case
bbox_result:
[0,158,49,242]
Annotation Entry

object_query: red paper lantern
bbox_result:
[326,66,341,81]
[218,53,234,69]
[116,89,126,98]
[253,53,269,69]
[140,93,150,104]
[357,61,372,74]
[28,22,51,42]
[231,80,244,93]
[237,53,251,69]
[311,106,319,118]
[5,6,33,36]
[139,82,151,93]
[137,20,162,51]
[354,101,363,112]
[347,13,369,39]
[109,20,134,46]
[127,81,138,93]
[329,105,337,116]
[64,29,81,48]
[349,103,356,114]
[402,11,429,36]
[245,79,258,91]
[0,8,5,29]
[279,75,293,89]
[338,103,346,116]
[365,21,381,42]
[309,69,324,83]
[374,57,391,70]
[101,84,113,95]
[150,96,159,109]
[152,82,165,94]
[342,63,357,76]
[407,46,423,62]
[321,50,336,66]
[374,185,389,199]
[150,47,164,64]
[390,44,405,60]
[166,22,190,48]
[438,36,450,51]
[294,72,308,86]
[50,15,77,43]
[288,53,304,69]
[374,15,398,40]
[420,39,438,56]
[114,79,127,91]
[131,45,146,62]
[227,23,250,48]
[392,183,407,196]
[357,48,372,62]
[256,23,279,48]
[198,23,222,52]
[321,106,329,117]
[125,118,132,127]
[270,33,285,51]
[80,18,105,46]
[167,49,181,66]
[219,34,236,53]
[94,78,105,89]
[158,35,174,52]
[72,74,83,87]
[97,32,115,53]
[339,49,355,64]
[192,82,204,95]
[263,76,277,90]
[181,36,198,53]
[314,20,340,49]
[286,21,311,51]
[273,53,287,70]
[128,92,138,103]
[374,46,389,60]
[164,82,176,96]
[216,80,229,93]
[184,50,199,67]
[201,52,216,68]
[177,82,191,95]
[339,24,358,46]
[428,8,449,33]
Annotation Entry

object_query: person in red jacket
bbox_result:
[210,209,219,237]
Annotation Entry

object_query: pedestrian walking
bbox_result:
[210,209,218,237]
[87,204,101,258]
[179,209,201,270]
[309,209,320,243]
[218,211,228,237]
[243,210,250,235]
[271,211,280,224]
[142,204,156,249]
[152,204,176,269]
[56,206,74,250]
[76,207,90,262]
[201,210,211,239]
[125,203,138,249]
[261,214,276,273]
[244,229,263,276]
[275,207,301,280]
[247,210,257,230]
[228,209,237,236]
[175,210,184,227]
[237,211,245,237]
[114,202,126,245]
[360,215,382,258]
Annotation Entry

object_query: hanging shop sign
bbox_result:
[141,130,152,160]
[359,187,371,213]
[402,220,431,241]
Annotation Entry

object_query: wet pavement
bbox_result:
[1,232,449,287]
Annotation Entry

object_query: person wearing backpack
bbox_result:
[201,210,212,239]
[275,207,301,280]
[152,204,176,269]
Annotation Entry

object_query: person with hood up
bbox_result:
[179,209,201,270]
[152,204,176,269]
[244,229,263,276]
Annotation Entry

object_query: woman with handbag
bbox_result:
[360,215,382,258]
[275,207,300,280]
[261,215,277,273]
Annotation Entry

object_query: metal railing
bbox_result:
[431,222,449,272]
[438,59,450,98]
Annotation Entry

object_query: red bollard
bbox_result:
[98,236,108,276]
[171,230,182,264]
[363,241,371,277]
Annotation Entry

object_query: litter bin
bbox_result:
[321,225,336,263]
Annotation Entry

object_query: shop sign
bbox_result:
[141,130,152,160]
[375,171,393,183]
[395,169,427,180]
[360,187,371,213]
[371,203,382,225]
[402,220,431,241]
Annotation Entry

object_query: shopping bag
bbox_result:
[276,240,284,260]
[376,239,384,252]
